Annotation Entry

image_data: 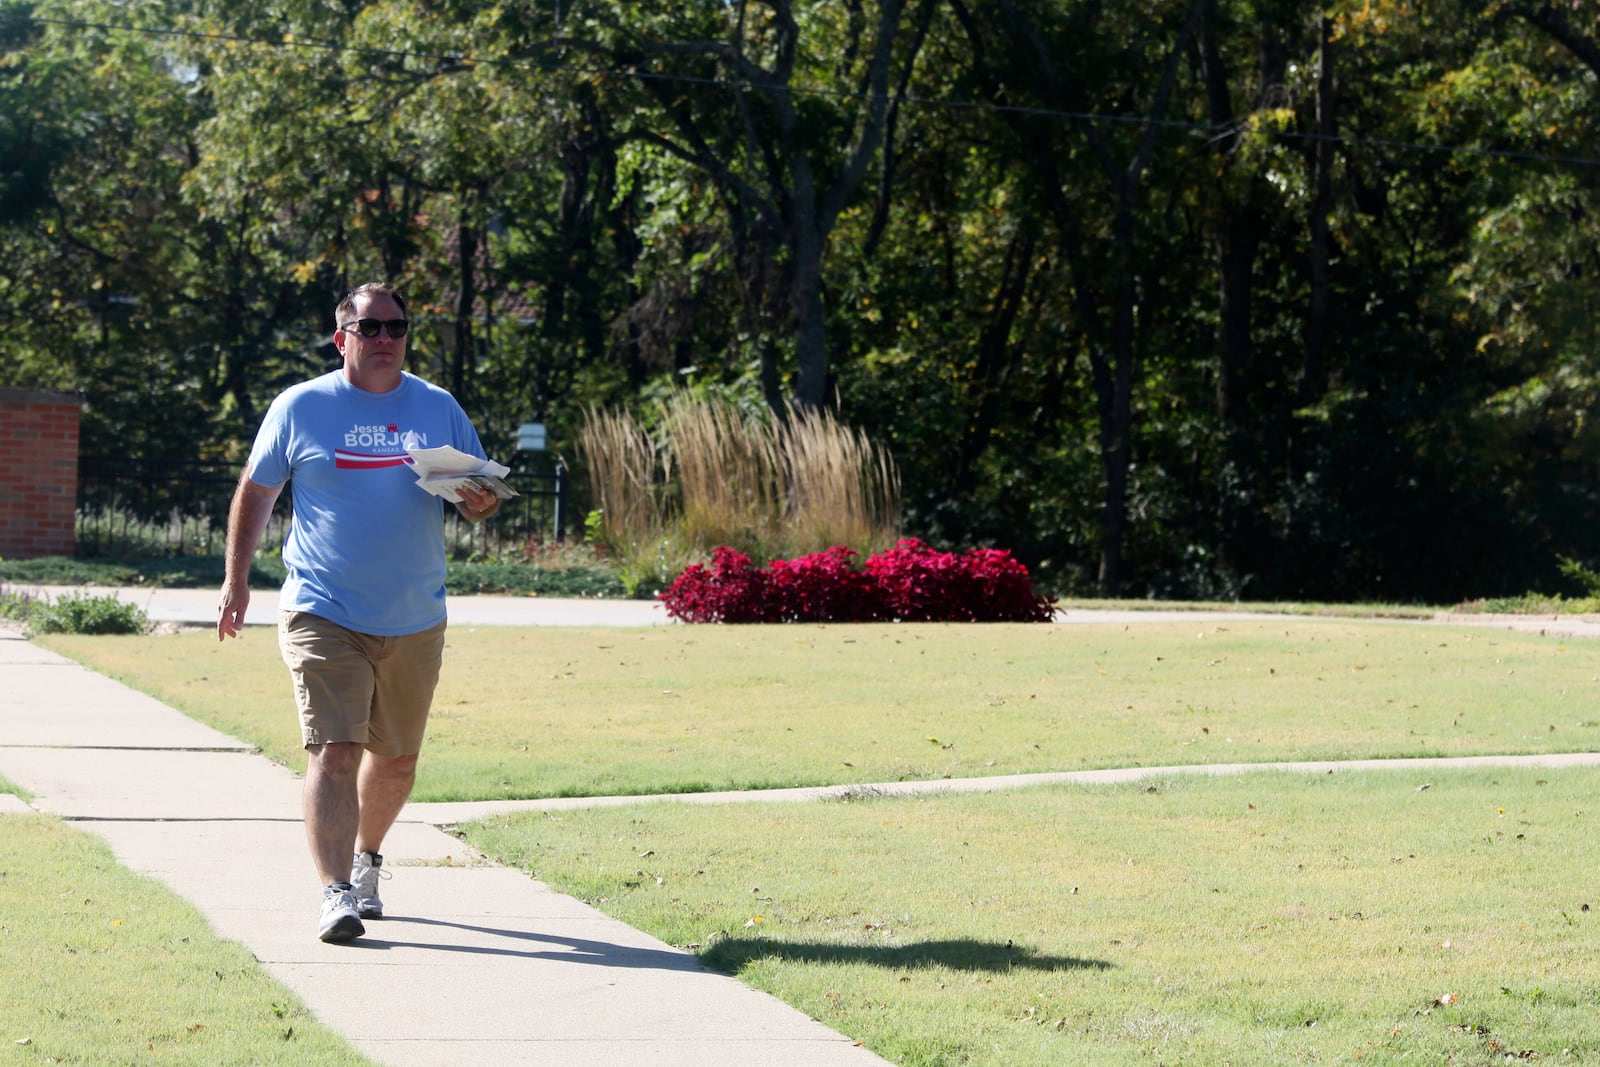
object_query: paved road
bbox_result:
[24,583,1600,641]
[24,584,671,628]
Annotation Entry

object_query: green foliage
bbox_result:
[0,556,139,586]
[43,618,1600,802]
[445,559,626,598]
[1,582,150,634]
[0,584,37,623]
[0,550,615,597]
[7,0,1600,606]
[0,554,286,589]
[24,592,150,635]
[1,814,371,1063]
[1557,555,1600,598]
[1461,593,1600,615]
[468,769,1600,1066]
[611,535,699,600]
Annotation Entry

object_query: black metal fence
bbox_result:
[76,455,566,558]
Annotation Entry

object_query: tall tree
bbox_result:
[952,0,1206,594]
[570,0,932,412]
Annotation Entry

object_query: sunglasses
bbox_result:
[340,317,410,339]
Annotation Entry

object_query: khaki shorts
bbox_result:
[278,612,447,757]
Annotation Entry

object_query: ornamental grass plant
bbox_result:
[577,402,668,568]
[665,392,785,555]
[577,394,901,594]
[774,404,901,558]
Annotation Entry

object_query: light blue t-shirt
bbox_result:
[247,370,487,635]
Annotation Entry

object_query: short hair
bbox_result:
[337,283,408,322]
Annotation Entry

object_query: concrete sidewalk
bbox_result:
[24,582,1600,641]
[23,584,673,629]
[0,630,887,1066]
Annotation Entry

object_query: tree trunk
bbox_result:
[1511,3,1600,80]
[1098,195,1140,596]
[961,0,1204,595]
[791,252,829,410]
[452,219,477,399]
[1200,3,1256,436]
[1202,2,1278,579]
[1301,14,1336,414]
[788,148,828,410]
[954,228,1035,495]
[1091,0,1207,596]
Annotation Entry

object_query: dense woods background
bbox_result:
[3,0,1599,602]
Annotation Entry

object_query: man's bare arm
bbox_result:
[217,470,283,641]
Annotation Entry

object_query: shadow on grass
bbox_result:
[704,937,1112,975]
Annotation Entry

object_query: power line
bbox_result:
[14,11,1600,170]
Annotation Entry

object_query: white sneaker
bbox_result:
[351,851,388,919]
[318,884,364,943]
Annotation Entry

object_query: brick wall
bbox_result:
[0,388,83,559]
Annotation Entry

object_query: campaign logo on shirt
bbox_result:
[335,423,428,469]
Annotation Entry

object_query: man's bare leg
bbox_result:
[303,742,364,885]
[355,751,418,857]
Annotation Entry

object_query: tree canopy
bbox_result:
[4,0,1600,601]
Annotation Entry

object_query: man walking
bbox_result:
[217,283,500,942]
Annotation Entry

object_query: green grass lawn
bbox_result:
[23,617,1600,1065]
[0,814,373,1066]
[465,767,1600,1066]
[38,618,1600,802]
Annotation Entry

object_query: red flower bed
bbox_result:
[660,539,1054,623]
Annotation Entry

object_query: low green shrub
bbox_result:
[0,556,141,586]
[446,560,626,598]
[1457,558,1600,616]
[1456,593,1600,615]
[26,592,151,635]
[0,550,618,597]
[0,555,286,590]
[0,583,40,622]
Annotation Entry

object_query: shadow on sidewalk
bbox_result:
[347,915,709,972]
